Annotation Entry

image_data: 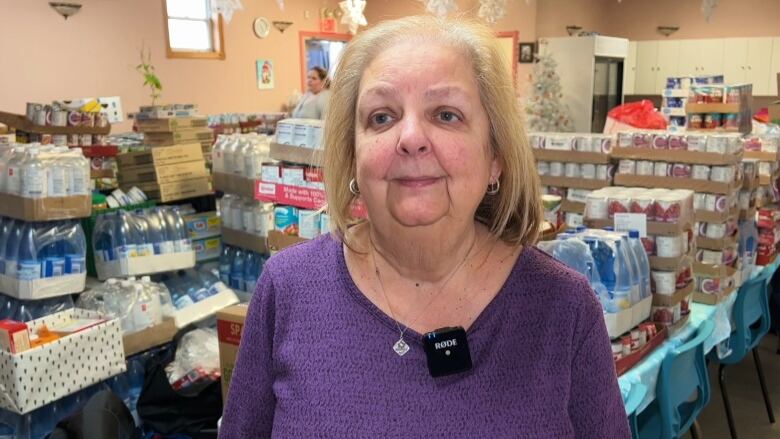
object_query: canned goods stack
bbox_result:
[15,102,111,147]
[742,132,780,209]
[611,131,745,305]
[529,132,614,228]
[661,75,723,131]
[208,112,287,137]
[685,83,753,134]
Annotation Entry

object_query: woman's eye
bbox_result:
[370,113,393,126]
[437,111,461,123]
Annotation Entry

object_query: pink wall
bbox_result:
[0,0,346,132]
[349,0,539,91]
[535,0,611,38]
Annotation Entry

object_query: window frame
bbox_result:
[162,0,225,60]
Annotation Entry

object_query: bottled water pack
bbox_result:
[219,244,266,297]
[0,217,86,280]
[211,133,271,177]
[0,143,90,199]
[159,267,232,310]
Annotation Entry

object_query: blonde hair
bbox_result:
[323,15,542,246]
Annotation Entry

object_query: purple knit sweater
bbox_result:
[219,234,630,438]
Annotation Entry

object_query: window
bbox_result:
[164,0,224,59]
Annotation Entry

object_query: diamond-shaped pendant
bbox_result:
[393,338,410,356]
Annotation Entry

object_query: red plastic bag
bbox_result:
[605,100,667,132]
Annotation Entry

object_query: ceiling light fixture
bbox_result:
[49,2,82,20]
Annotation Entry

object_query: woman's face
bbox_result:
[307,70,324,94]
[355,40,499,229]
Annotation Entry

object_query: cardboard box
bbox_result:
[217,304,248,401]
[267,230,307,252]
[686,103,742,113]
[223,227,268,254]
[270,142,323,166]
[193,236,221,262]
[0,320,30,353]
[693,262,738,278]
[696,232,739,251]
[0,193,91,222]
[175,289,239,329]
[561,199,585,214]
[117,143,203,167]
[585,217,693,237]
[532,149,611,164]
[605,295,651,339]
[611,146,742,166]
[212,172,258,199]
[136,117,208,133]
[126,178,212,203]
[123,317,177,357]
[694,284,737,305]
[694,207,738,223]
[743,150,779,161]
[185,211,221,239]
[614,174,739,195]
[145,128,214,147]
[0,273,86,301]
[119,160,208,184]
[650,253,694,272]
[96,251,195,280]
[539,176,610,190]
[0,309,125,414]
[652,282,695,307]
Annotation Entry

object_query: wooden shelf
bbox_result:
[0,111,110,135]
[539,176,610,190]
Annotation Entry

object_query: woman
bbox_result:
[220,16,629,438]
[290,66,331,120]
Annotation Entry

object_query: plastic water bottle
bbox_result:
[612,239,634,310]
[628,230,651,300]
[162,274,195,309]
[152,208,176,255]
[244,252,258,293]
[113,211,136,259]
[130,281,162,330]
[211,134,227,173]
[67,149,90,196]
[132,213,154,257]
[64,220,86,274]
[46,147,70,197]
[93,213,115,263]
[173,208,192,253]
[199,267,228,296]
[17,222,40,280]
[20,147,48,198]
[4,220,22,278]
[222,136,240,177]
[219,245,234,284]
[181,270,210,302]
[0,217,12,274]
[0,293,18,320]
[230,249,246,291]
[4,145,28,196]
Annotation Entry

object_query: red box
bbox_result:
[0,320,30,353]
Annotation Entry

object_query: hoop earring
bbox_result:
[349,178,360,195]
[486,179,500,195]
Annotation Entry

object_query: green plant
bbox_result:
[136,44,163,105]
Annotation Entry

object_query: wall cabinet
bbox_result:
[624,36,777,96]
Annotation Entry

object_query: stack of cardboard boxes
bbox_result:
[117,141,211,202]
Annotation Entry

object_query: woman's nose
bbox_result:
[396,115,431,157]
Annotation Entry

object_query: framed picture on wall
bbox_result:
[257,59,275,90]
[518,42,536,64]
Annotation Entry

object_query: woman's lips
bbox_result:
[393,176,442,188]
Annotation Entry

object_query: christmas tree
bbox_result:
[524,52,574,132]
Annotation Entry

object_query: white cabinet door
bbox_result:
[699,39,725,77]
[624,41,637,94]
[656,40,680,93]
[771,37,780,96]
[677,39,700,77]
[746,37,773,95]
[723,38,748,85]
[634,41,658,94]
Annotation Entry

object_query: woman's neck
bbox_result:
[364,220,482,285]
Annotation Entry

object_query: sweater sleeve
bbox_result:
[568,280,632,438]
[218,268,278,438]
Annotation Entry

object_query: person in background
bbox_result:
[220,16,629,438]
[290,66,331,120]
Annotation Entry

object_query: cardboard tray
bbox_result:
[118,160,208,185]
[0,273,86,300]
[697,232,739,251]
[267,230,308,252]
[532,149,611,164]
[212,172,259,199]
[650,253,694,272]
[145,129,214,147]
[759,174,774,185]
[614,174,740,195]
[686,103,742,113]
[0,309,125,414]
[615,323,668,376]
[694,207,738,224]
[222,227,268,254]
[117,143,204,167]
[611,146,742,166]
[539,176,610,190]
[270,143,323,167]
[652,282,695,307]
[743,150,779,161]
[123,317,177,357]
[124,178,212,203]
[585,217,693,237]
[561,199,586,214]
[136,117,209,133]
[95,251,195,280]
[693,262,738,278]
[0,193,91,222]
[605,295,652,339]
[0,111,111,135]
[694,284,737,305]
[743,176,761,191]
[174,289,239,329]
[665,313,691,336]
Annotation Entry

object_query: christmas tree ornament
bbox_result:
[701,0,718,22]
[339,0,367,34]
[477,0,507,24]
[211,0,243,23]
[423,0,458,18]
[524,52,574,132]
[276,0,284,11]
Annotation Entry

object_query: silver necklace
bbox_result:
[369,232,477,357]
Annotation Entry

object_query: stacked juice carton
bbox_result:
[529,132,614,228]
[611,131,743,304]
[584,187,695,329]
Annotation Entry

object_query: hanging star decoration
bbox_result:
[700,0,718,22]
[276,0,284,11]
[478,0,507,24]
[339,0,367,34]
[210,0,243,23]
[423,0,458,18]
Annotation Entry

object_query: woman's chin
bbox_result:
[386,204,448,228]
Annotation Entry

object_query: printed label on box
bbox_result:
[614,213,647,237]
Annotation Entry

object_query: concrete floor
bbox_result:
[690,334,780,438]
